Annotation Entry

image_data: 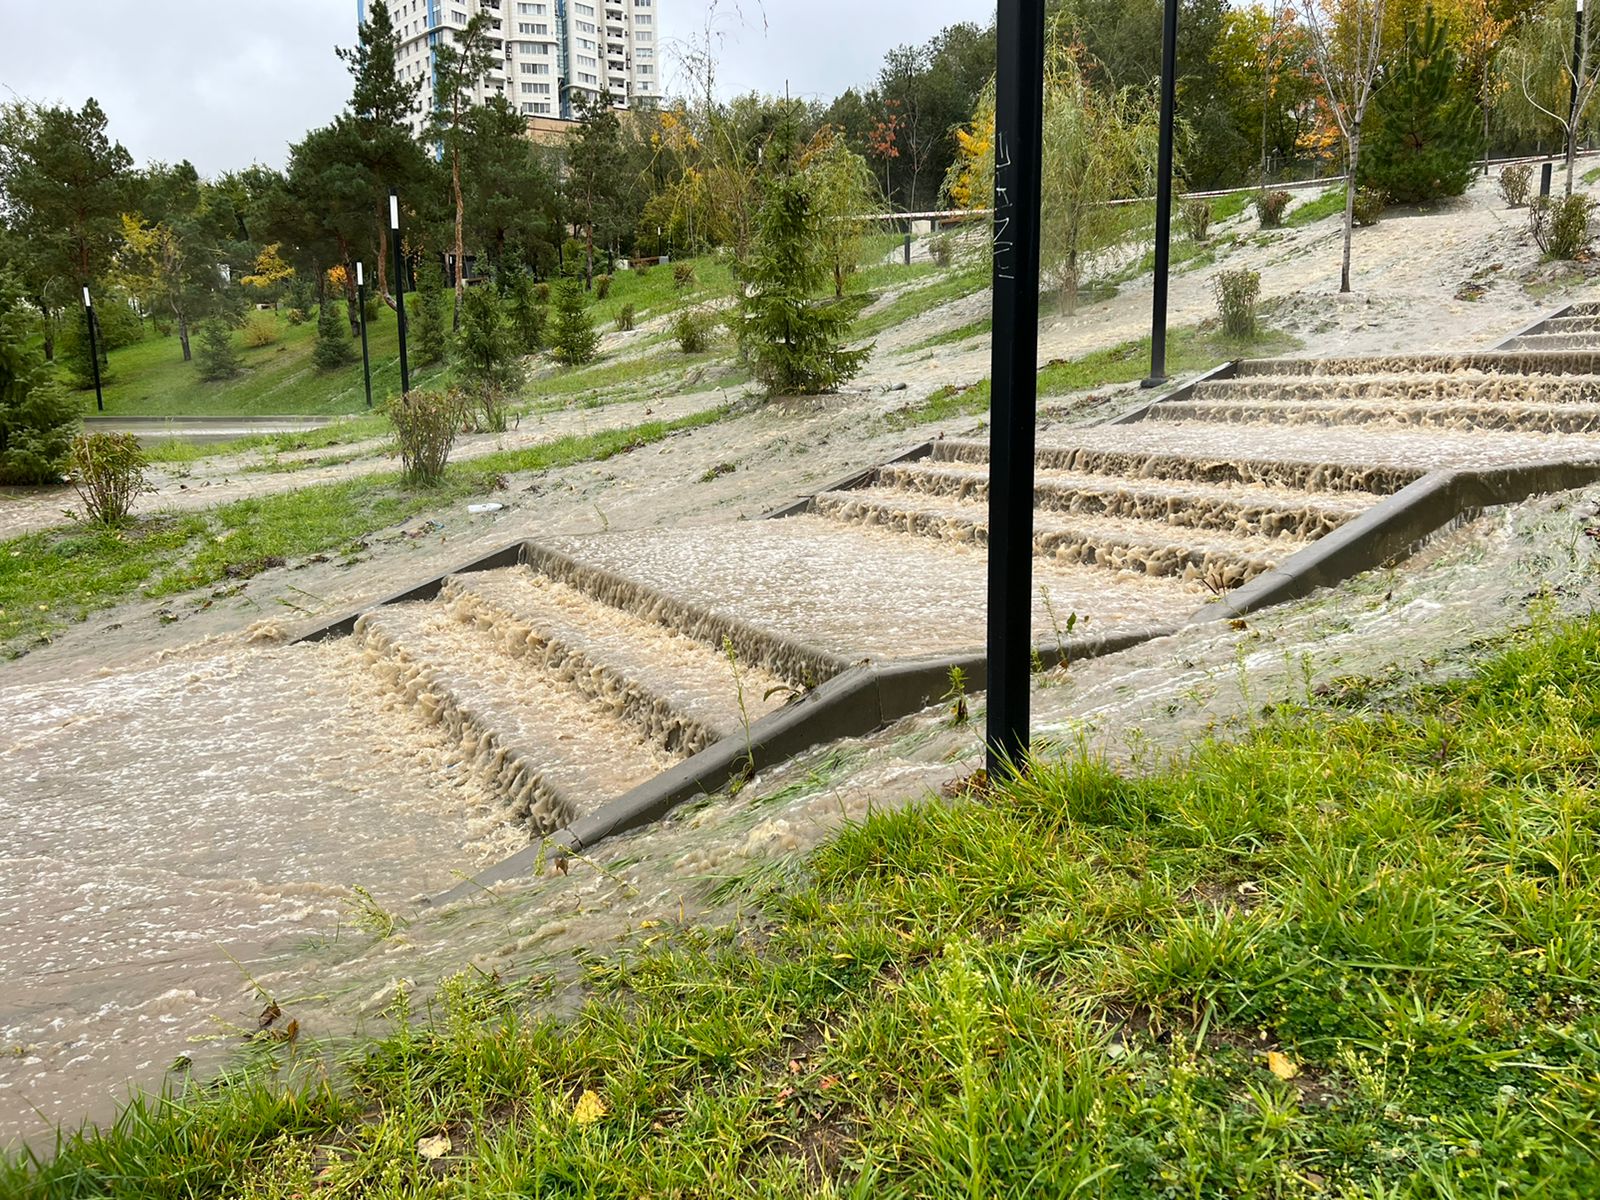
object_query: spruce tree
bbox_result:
[0,272,79,484]
[501,269,547,355]
[1361,6,1482,205]
[456,285,525,431]
[411,258,449,366]
[548,277,600,366]
[312,300,355,371]
[740,174,871,396]
[195,319,242,380]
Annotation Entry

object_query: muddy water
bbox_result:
[0,641,501,1148]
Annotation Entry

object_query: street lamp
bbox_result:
[1144,0,1181,388]
[82,287,104,413]
[986,0,1047,780]
[355,261,373,409]
[1571,0,1587,190]
[390,190,411,396]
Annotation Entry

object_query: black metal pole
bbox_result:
[390,190,410,396]
[986,0,1047,780]
[1571,0,1587,190]
[356,262,373,409]
[1543,160,1555,197]
[1144,0,1181,389]
[82,287,103,412]
[904,230,912,266]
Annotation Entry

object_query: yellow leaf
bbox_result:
[1265,1050,1299,1080]
[573,1089,607,1127]
[416,1133,451,1159]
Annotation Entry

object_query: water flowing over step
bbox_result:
[1193,374,1600,407]
[1146,396,1600,435]
[875,461,1376,539]
[358,604,684,834]
[1545,315,1600,335]
[811,485,1302,590]
[1237,351,1600,378]
[1498,332,1600,353]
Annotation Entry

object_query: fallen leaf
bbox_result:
[1265,1050,1299,1080]
[416,1133,451,1159]
[818,1075,839,1091]
[573,1089,607,1127]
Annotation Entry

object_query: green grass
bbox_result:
[905,317,993,354]
[1287,186,1349,228]
[855,266,990,340]
[9,613,1600,1195]
[65,307,452,418]
[0,409,726,655]
[887,324,1302,430]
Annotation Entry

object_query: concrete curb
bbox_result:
[1108,360,1241,425]
[759,441,936,520]
[1493,304,1574,350]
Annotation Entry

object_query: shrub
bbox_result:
[593,273,613,301]
[386,387,465,486]
[1181,198,1213,242]
[1352,187,1386,228]
[312,302,355,371]
[411,260,449,367]
[1,275,80,485]
[548,277,600,366]
[632,262,652,277]
[285,308,308,326]
[1499,164,1534,208]
[673,262,696,290]
[1213,267,1261,339]
[196,319,243,380]
[1255,190,1291,228]
[534,281,551,304]
[616,304,636,332]
[455,285,525,433]
[241,312,279,348]
[56,311,111,391]
[929,235,954,267]
[69,432,148,525]
[672,306,717,353]
[501,270,546,355]
[1529,194,1593,260]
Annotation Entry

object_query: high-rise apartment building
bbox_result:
[360,0,662,138]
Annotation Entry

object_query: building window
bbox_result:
[535,102,551,113]
[533,82,551,93]
[633,13,651,24]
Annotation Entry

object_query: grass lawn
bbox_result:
[68,306,454,419]
[6,614,1599,1195]
[888,324,1302,430]
[1287,187,1349,228]
[0,409,725,656]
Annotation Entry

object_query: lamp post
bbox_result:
[986,0,1047,780]
[390,190,410,396]
[356,261,373,409]
[82,287,104,413]
[1571,0,1587,193]
[1144,0,1181,388]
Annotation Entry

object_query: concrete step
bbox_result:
[1146,396,1600,435]
[1499,332,1600,353]
[439,566,787,757]
[357,604,676,833]
[1194,373,1600,406]
[1236,351,1600,378]
[811,485,1300,591]
[1545,315,1600,334]
[875,461,1374,540]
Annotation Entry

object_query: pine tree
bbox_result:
[1361,6,1482,205]
[548,277,600,366]
[740,174,871,396]
[501,270,547,355]
[411,258,449,366]
[0,271,79,484]
[312,300,355,371]
[337,0,420,128]
[195,319,242,381]
[456,285,525,431]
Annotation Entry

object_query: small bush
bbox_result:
[549,277,600,366]
[673,262,696,291]
[386,387,465,485]
[1499,163,1533,208]
[1529,194,1594,260]
[929,235,954,267]
[1181,198,1213,242]
[616,304,636,332]
[195,319,243,380]
[1,276,81,485]
[69,432,148,525]
[632,262,652,277]
[593,273,612,300]
[241,313,279,348]
[1255,190,1291,228]
[1213,267,1261,339]
[534,282,551,304]
[455,285,525,433]
[312,302,355,371]
[1352,187,1386,228]
[411,260,449,367]
[285,308,308,326]
[672,306,717,353]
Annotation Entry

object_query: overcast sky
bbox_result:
[0,0,994,176]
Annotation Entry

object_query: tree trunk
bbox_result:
[452,144,466,330]
[178,311,192,362]
[1341,133,1360,295]
[38,301,55,361]
[378,218,397,313]
[585,218,595,290]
